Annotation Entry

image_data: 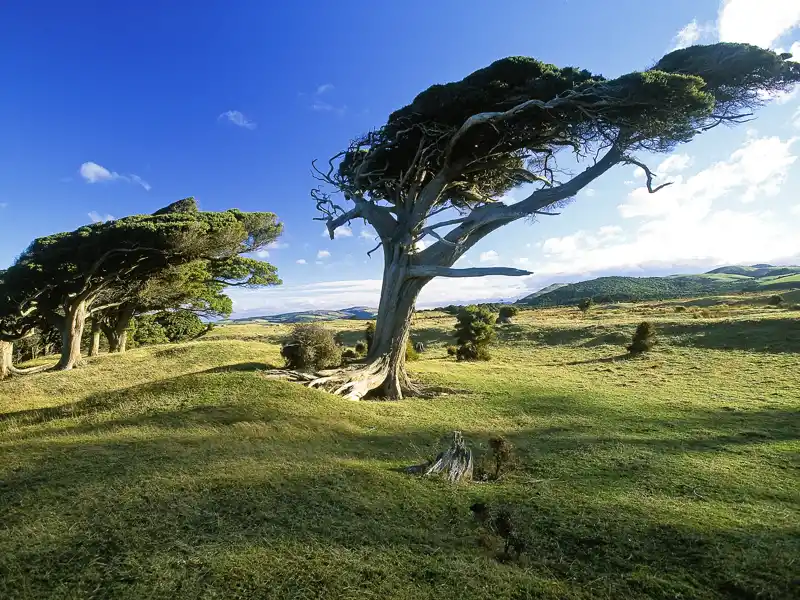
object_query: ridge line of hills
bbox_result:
[227,264,800,323]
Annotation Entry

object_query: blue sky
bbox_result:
[1,0,799,316]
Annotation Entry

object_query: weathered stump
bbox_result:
[414,342,425,353]
[424,431,473,483]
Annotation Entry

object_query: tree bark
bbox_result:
[0,341,11,380]
[56,300,88,370]
[301,244,429,400]
[89,320,101,357]
[102,306,134,353]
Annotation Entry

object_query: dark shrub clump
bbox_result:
[281,324,342,370]
[496,305,519,324]
[627,321,656,355]
[578,298,593,314]
[455,305,496,361]
[354,341,367,355]
[446,345,457,356]
[365,321,376,350]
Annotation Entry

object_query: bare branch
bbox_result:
[624,157,674,194]
[408,265,533,278]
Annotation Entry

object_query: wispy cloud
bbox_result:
[88,211,115,223]
[671,19,712,50]
[322,225,352,238]
[296,259,307,264]
[317,250,331,259]
[316,83,334,95]
[218,110,257,130]
[307,83,346,115]
[256,250,270,258]
[479,250,499,262]
[79,162,150,191]
[267,241,289,250]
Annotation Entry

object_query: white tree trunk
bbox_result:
[0,341,11,380]
[89,320,101,357]
[56,300,87,371]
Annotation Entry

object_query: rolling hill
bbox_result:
[228,306,378,324]
[518,265,800,307]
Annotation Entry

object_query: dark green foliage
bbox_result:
[354,341,366,355]
[767,295,783,306]
[627,322,657,355]
[497,306,519,324]
[675,305,687,313]
[335,45,798,209]
[578,298,593,314]
[364,322,375,351]
[130,315,169,348]
[154,310,206,343]
[488,436,515,480]
[342,349,358,360]
[281,324,342,371]
[455,305,496,361]
[446,345,457,356]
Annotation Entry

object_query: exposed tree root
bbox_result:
[263,357,419,401]
[8,363,55,376]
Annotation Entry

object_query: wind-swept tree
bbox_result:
[308,43,799,399]
[0,198,281,371]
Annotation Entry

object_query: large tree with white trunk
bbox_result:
[307,43,800,400]
[0,198,281,373]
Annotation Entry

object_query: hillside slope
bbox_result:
[230,306,378,324]
[519,265,800,306]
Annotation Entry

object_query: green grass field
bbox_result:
[1,303,799,599]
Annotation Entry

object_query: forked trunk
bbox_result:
[56,300,88,371]
[89,320,101,357]
[0,341,11,380]
[102,306,133,353]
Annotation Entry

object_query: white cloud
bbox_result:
[583,188,596,197]
[218,110,257,129]
[620,136,797,218]
[317,250,331,259]
[479,250,499,262]
[717,0,800,48]
[267,241,289,250]
[672,20,710,49]
[322,225,353,238]
[88,211,115,223]
[79,162,150,191]
[296,259,307,264]
[256,250,270,258]
[514,257,530,265]
[793,107,800,128]
[359,228,375,240]
[316,83,334,95]
[656,153,693,175]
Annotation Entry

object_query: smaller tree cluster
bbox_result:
[454,305,496,361]
[496,305,518,325]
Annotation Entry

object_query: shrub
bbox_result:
[488,436,515,479]
[154,310,205,342]
[446,345,457,356]
[365,321,376,351]
[354,341,367,355]
[767,294,784,306]
[674,305,687,313]
[342,348,358,360]
[454,305,496,361]
[130,314,169,347]
[577,298,593,314]
[497,305,519,324]
[627,321,656,355]
[281,324,342,370]
[787,303,800,311]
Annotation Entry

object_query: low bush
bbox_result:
[281,324,342,370]
[767,294,783,306]
[354,341,367,355]
[488,436,516,479]
[454,305,495,361]
[578,298,593,314]
[405,339,419,362]
[627,321,656,355]
[446,345,457,356]
[365,322,375,351]
[674,305,687,313]
[496,305,518,324]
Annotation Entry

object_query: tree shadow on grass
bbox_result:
[2,407,798,599]
[658,318,800,353]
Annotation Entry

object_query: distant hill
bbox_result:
[228,306,378,324]
[518,265,800,307]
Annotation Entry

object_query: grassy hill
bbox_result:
[519,265,800,306]
[229,306,378,324]
[1,301,798,599]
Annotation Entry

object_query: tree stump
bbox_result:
[425,431,473,483]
